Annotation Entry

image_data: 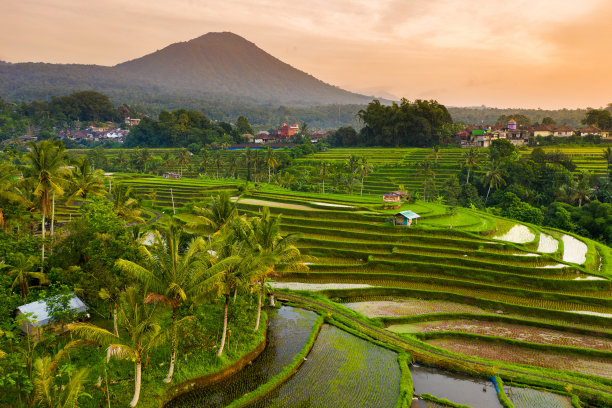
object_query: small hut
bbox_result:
[394,210,420,227]
[383,193,400,202]
[16,294,88,335]
[163,172,182,179]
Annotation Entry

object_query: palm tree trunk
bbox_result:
[50,192,55,237]
[361,174,364,196]
[268,165,271,183]
[107,305,118,363]
[41,212,45,273]
[254,278,264,331]
[466,167,471,184]
[485,183,492,204]
[130,360,142,407]
[164,306,177,383]
[322,176,325,194]
[217,294,230,356]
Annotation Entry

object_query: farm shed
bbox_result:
[163,172,182,179]
[383,193,400,202]
[16,294,88,335]
[394,210,420,227]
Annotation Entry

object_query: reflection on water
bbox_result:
[410,364,503,408]
[165,305,318,408]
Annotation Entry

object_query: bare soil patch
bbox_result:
[427,339,612,379]
[343,299,487,318]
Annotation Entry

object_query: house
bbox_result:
[507,119,517,130]
[16,294,88,335]
[124,117,141,126]
[163,172,182,179]
[580,125,602,137]
[277,123,300,139]
[553,126,574,137]
[533,125,554,137]
[383,193,400,202]
[394,210,420,227]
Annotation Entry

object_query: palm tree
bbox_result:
[603,147,612,180]
[228,154,240,179]
[264,147,278,184]
[116,150,127,170]
[484,162,506,204]
[177,148,191,176]
[463,148,484,184]
[231,208,306,331]
[161,152,174,173]
[115,218,236,382]
[187,192,237,234]
[358,156,373,196]
[345,154,359,175]
[0,162,25,230]
[242,148,254,181]
[320,161,330,194]
[111,184,144,224]
[69,287,163,407]
[416,160,436,201]
[573,171,594,207]
[21,140,69,269]
[1,253,48,301]
[32,341,89,408]
[214,150,223,179]
[203,229,254,356]
[66,157,107,205]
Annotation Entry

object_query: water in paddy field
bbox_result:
[165,305,319,408]
[410,364,503,408]
[250,324,400,408]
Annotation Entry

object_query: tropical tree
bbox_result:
[115,218,236,382]
[231,207,306,331]
[176,148,191,176]
[69,287,163,407]
[204,225,255,356]
[21,140,69,269]
[242,148,253,181]
[111,184,144,224]
[213,150,223,179]
[65,157,107,205]
[32,342,89,408]
[320,161,330,194]
[573,171,595,208]
[264,147,278,183]
[1,253,48,301]
[0,162,25,229]
[345,154,359,175]
[187,192,237,234]
[227,154,240,179]
[358,156,373,196]
[484,162,506,204]
[416,160,436,201]
[462,148,484,184]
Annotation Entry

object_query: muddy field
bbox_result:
[343,299,488,318]
[427,339,612,379]
[407,320,612,351]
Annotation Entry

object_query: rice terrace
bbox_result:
[3,140,611,408]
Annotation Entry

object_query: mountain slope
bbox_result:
[0,32,371,106]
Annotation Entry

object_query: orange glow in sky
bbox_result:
[2,0,612,109]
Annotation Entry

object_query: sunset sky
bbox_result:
[2,0,612,109]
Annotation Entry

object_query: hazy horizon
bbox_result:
[2,0,612,110]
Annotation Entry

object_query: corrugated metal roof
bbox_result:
[16,295,88,327]
[397,210,420,219]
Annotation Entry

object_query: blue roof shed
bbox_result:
[394,210,420,226]
[16,294,88,334]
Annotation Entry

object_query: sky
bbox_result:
[2,0,612,109]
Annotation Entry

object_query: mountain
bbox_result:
[0,32,372,106]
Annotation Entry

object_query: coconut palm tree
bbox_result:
[416,160,436,201]
[227,154,240,179]
[358,156,373,196]
[462,148,484,184]
[21,140,69,269]
[0,162,25,230]
[111,184,144,225]
[65,157,107,205]
[32,341,89,408]
[69,287,163,407]
[187,192,237,234]
[202,228,255,356]
[177,148,191,176]
[242,148,254,181]
[264,147,278,183]
[115,218,237,382]
[1,253,48,301]
[320,161,330,194]
[484,162,506,204]
[213,150,223,179]
[231,208,306,331]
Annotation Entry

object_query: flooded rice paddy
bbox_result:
[165,306,318,408]
[250,324,400,408]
